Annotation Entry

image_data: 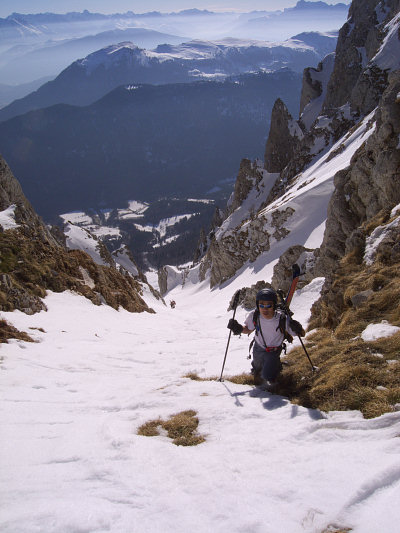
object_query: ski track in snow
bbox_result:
[1,287,400,533]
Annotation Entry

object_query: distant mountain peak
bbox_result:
[291,0,349,10]
[78,42,144,72]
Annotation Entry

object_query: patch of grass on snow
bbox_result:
[137,410,205,446]
[0,319,34,344]
[184,372,255,385]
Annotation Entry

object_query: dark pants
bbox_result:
[251,342,282,381]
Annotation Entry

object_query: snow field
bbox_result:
[1,282,400,533]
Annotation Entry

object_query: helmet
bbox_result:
[256,288,277,308]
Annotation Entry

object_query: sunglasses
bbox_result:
[259,303,273,309]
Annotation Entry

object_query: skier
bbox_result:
[227,288,305,390]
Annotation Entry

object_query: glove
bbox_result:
[227,318,243,335]
[289,318,305,337]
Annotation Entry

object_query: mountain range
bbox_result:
[0,27,188,86]
[0,1,349,86]
[0,33,336,122]
[0,70,302,221]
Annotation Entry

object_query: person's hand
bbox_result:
[289,318,305,337]
[227,318,243,335]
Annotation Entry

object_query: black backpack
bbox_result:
[248,308,293,358]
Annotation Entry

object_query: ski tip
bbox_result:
[292,263,300,278]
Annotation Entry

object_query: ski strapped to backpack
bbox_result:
[278,264,319,373]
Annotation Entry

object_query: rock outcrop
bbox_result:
[0,155,156,315]
[264,99,303,173]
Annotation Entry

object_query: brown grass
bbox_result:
[182,372,214,381]
[184,371,255,386]
[278,241,400,418]
[321,528,352,533]
[137,410,205,446]
[0,319,34,343]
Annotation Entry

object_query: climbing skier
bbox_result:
[227,288,305,390]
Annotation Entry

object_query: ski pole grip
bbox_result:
[232,289,241,310]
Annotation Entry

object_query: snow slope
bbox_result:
[1,276,400,533]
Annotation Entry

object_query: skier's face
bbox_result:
[259,300,274,319]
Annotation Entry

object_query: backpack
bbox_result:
[247,308,293,359]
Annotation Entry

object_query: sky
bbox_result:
[0,0,351,17]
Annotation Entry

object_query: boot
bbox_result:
[253,370,262,386]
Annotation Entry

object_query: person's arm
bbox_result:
[227,317,254,336]
[287,317,305,337]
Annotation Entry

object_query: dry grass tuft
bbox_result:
[183,372,210,381]
[137,410,205,446]
[225,373,255,385]
[321,526,353,533]
[184,371,255,386]
[137,418,163,437]
[0,319,34,343]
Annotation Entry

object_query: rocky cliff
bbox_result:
[0,155,157,317]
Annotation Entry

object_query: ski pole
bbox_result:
[219,289,241,382]
[297,335,318,372]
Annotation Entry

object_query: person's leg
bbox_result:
[261,349,282,382]
[251,344,264,385]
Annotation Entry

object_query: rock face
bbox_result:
[317,73,400,273]
[0,156,57,245]
[264,99,302,173]
[228,159,265,214]
[313,69,400,322]
[300,53,335,127]
[323,0,384,113]
[271,245,316,294]
[0,155,156,315]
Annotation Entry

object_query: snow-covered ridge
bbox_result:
[76,32,337,77]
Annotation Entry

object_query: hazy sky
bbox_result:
[0,0,351,17]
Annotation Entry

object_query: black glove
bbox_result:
[227,318,243,335]
[289,318,305,337]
